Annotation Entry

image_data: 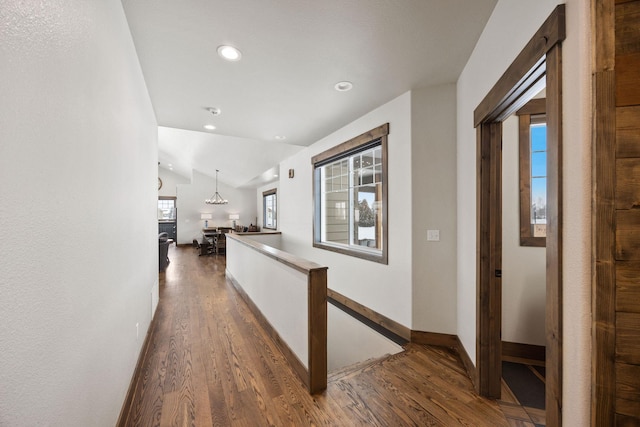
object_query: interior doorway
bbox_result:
[499,92,548,424]
[473,5,565,426]
[158,196,177,241]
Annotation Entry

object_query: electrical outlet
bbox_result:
[427,230,440,241]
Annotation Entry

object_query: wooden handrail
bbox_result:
[227,233,327,275]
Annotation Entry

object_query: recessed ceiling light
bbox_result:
[334,81,353,92]
[204,124,216,130]
[274,135,286,140]
[168,163,173,167]
[217,45,242,62]
[274,174,279,178]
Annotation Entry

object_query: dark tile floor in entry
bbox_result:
[499,360,546,426]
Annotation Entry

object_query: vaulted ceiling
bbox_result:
[122,0,497,188]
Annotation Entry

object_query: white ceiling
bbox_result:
[122,0,497,188]
[157,126,299,188]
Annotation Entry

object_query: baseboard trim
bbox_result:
[410,330,458,348]
[225,270,309,391]
[502,341,545,365]
[410,330,477,388]
[327,289,411,341]
[328,298,408,346]
[116,310,159,427]
[455,336,478,388]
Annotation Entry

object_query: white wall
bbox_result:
[501,115,546,346]
[0,1,158,426]
[279,92,413,328]
[328,304,402,372]
[456,0,592,423]
[226,238,310,367]
[243,233,282,249]
[158,167,189,198]
[411,84,458,334]
[176,170,257,244]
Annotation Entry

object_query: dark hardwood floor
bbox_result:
[121,245,520,426]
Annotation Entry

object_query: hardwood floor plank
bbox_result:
[351,369,441,426]
[331,379,388,425]
[121,246,524,426]
[362,348,508,426]
[197,313,232,425]
[128,348,166,427]
[188,302,214,426]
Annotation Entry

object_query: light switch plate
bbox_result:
[427,230,440,241]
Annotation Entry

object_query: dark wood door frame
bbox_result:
[473,5,565,427]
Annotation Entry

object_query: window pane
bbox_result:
[158,199,176,220]
[313,125,387,263]
[332,176,341,189]
[351,170,359,187]
[362,153,374,168]
[331,163,340,177]
[531,152,546,177]
[323,190,349,244]
[353,184,380,249]
[361,167,374,185]
[317,144,383,251]
[519,102,547,246]
[375,164,382,183]
[531,123,547,151]
[530,119,546,234]
[353,155,360,169]
[264,193,277,229]
[530,177,546,224]
[374,147,382,165]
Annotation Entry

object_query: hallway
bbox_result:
[120,245,513,426]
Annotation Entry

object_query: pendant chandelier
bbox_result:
[205,169,228,205]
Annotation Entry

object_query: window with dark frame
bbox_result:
[517,98,547,247]
[157,197,176,221]
[263,189,277,229]
[312,123,389,264]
